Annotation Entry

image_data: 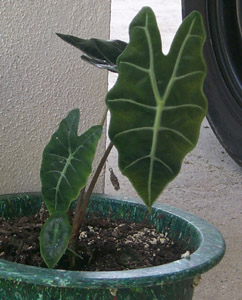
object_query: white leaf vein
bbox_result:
[47,153,67,161]
[174,71,204,81]
[108,98,156,111]
[114,127,153,139]
[123,154,173,175]
[120,61,149,73]
[159,127,194,146]
[163,104,205,112]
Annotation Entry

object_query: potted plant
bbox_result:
[0,7,225,300]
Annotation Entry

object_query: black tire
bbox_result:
[182,0,242,166]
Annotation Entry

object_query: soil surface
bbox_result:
[0,210,184,271]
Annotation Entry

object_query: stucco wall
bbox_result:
[1,1,111,193]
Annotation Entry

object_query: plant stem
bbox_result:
[71,142,113,244]
[100,107,108,127]
[72,187,85,227]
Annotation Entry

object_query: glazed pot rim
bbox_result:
[0,193,225,289]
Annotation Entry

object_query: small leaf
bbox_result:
[56,33,127,72]
[106,8,207,208]
[40,212,71,268]
[40,109,102,214]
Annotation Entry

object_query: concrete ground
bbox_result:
[105,1,242,299]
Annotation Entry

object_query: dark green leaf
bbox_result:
[40,109,102,214]
[40,212,71,268]
[56,33,127,72]
[106,8,207,208]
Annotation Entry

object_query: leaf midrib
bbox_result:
[53,127,100,211]
[144,14,196,205]
[54,129,73,210]
[143,13,163,205]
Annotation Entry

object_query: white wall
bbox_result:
[1,1,111,193]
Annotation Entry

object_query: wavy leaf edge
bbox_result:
[107,7,207,208]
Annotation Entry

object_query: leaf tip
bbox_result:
[56,32,65,40]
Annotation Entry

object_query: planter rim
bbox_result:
[0,193,225,289]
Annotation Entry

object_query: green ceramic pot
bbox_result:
[0,193,225,300]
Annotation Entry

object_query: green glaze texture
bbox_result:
[0,193,225,299]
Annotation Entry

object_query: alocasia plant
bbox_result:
[40,7,207,268]
[40,109,102,267]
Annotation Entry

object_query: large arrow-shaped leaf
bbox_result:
[106,7,207,208]
[56,33,127,72]
[40,212,72,268]
[40,109,102,214]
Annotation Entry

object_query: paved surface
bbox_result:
[105,1,242,299]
